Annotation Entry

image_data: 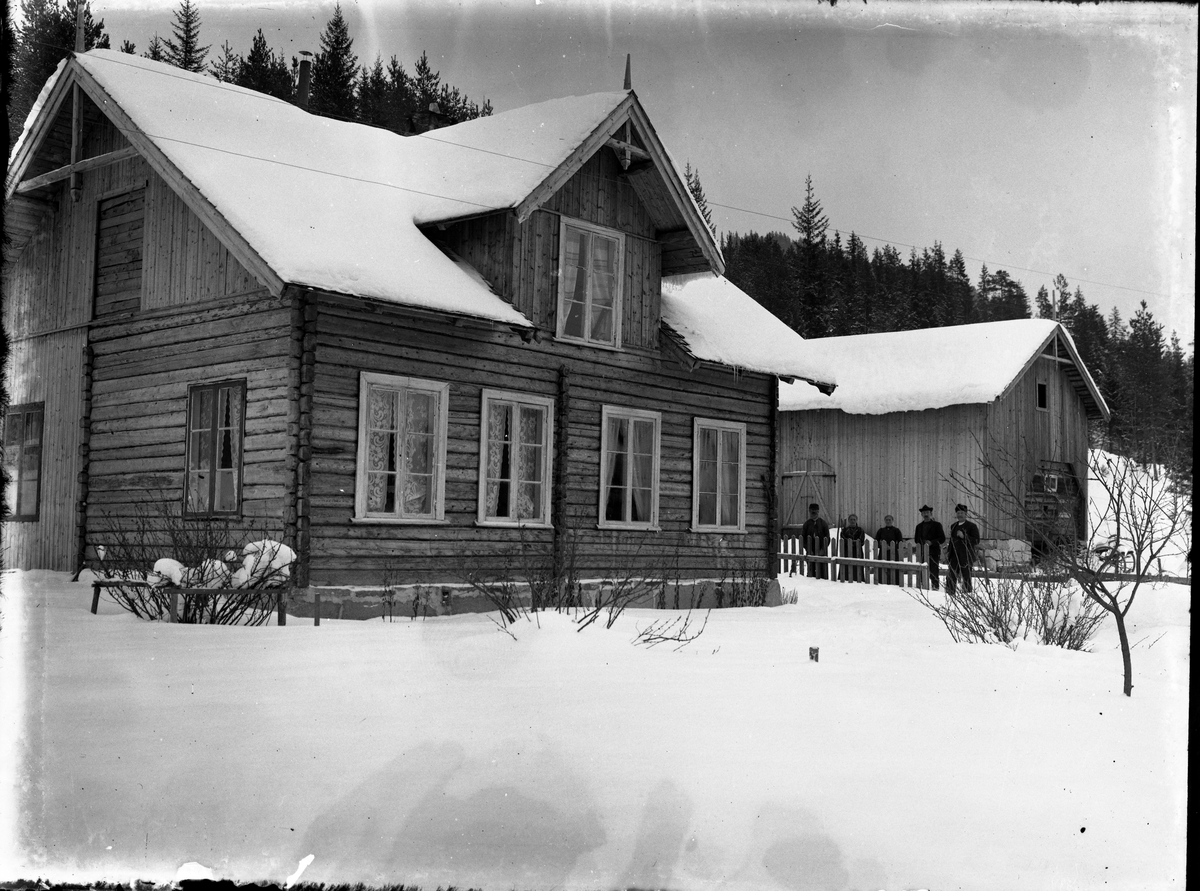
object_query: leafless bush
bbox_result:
[92,498,291,625]
[717,551,773,607]
[633,611,710,650]
[907,571,1104,651]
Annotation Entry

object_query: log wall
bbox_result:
[304,291,776,586]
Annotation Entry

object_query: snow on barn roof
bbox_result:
[661,274,833,384]
[778,318,1109,418]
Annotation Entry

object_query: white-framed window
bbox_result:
[557,217,623,348]
[692,418,747,532]
[184,380,245,517]
[477,389,554,526]
[2,402,44,522]
[355,372,449,523]
[599,406,660,529]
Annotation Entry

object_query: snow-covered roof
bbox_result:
[778,319,1109,418]
[661,274,833,384]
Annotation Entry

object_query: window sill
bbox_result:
[597,522,661,532]
[351,517,450,525]
[475,520,554,530]
[690,526,748,535]
[554,334,623,353]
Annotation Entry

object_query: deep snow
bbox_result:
[0,566,1188,890]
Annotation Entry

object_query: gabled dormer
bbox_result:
[419,91,723,352]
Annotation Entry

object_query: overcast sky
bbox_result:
[55,0,1198,343]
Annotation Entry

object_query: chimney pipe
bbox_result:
[297,51,313,110]
[623,54,631,90]
[74,2,86,52]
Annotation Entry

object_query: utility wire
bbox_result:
[12,49,1178,303]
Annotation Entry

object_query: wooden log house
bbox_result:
[776,320,1110,565]
[2,51,831,608]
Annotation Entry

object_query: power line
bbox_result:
[14,51,1180,305]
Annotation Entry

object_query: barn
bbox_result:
[776,319,1110,564]
[2,50,832,610]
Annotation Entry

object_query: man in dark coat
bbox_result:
[946,503,982,596]
[875,514,904,585]
[801,503,831,579]
[914,504,946,590]
[839,513,866,582]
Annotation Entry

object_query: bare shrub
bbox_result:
[92,498,291,625]
[907,571,1105,651]
[633,611,710,651]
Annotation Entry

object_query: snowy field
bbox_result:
[0,566,1188,890]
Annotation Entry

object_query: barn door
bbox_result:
[780,458,836,528]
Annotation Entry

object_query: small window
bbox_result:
[355,373,449,522]
[184,381,246,517]
[599,406,660,529]
[477,390,554,526]
[557,218,623,348]
[3,402,45,522]
[1036,381,1049,411]
[692,418,747,532]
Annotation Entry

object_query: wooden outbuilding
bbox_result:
[776,320,1110,561]
[3,51,831,607]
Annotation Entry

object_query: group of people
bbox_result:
[798,502,981,595]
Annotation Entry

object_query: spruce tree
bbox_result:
[310,3,358,120]
[9,0,109,145]
[791,175,831,338]
[144,33,166,62]
[684,162,716,236]
[948,249,974,324]
[357,57,389,128]
[119,39,135,53]
[208,40,239,83]
[236,29,293,101]
[162,0,209,73]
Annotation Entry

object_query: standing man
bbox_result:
[947,503,981,596]
[840,513,866,582]
[914,504,946,591]
[802,503,831,579]
[875,514,904,585]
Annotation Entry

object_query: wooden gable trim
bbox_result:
[15,146,141,194]
[513,91,724,277]
[515,94,639,225]
[624,97,724,276]
[4,63,76,199]
[65,59,286,298]
[997,324,1110,422]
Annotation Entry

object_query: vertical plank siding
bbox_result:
[305,292,775,586]
[0,331,87,569]
[779,355,1095,544]
[4,100,273,568]
[438,149,662,349]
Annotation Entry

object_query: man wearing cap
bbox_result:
[801,503,831,579]
[947,503,981,596]
[914,504,946,590]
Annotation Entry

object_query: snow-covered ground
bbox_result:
[0,565,1188,890]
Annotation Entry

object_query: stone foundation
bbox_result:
[286,577,784,620]
[977,538,1033,571]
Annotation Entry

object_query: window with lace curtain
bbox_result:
[557,217,623,348]
[184,381,245,517]
[599,406,660,529]
[477,390,554,526]
[692,418,747,532]
[355,372,449,522]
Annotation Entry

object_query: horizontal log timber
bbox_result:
[15,146,140,194]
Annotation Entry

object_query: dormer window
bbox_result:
[557,218,623,348]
